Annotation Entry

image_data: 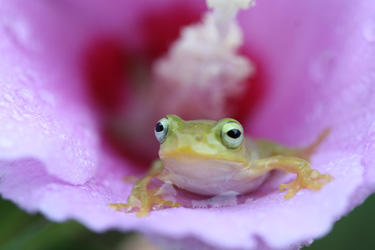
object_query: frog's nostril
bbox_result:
[195,135,203,141]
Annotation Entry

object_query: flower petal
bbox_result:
[1,0,375,250]
[0,151,364,249]
[240,0,375,194]
[0,0,181,183]
[0,1,108,184]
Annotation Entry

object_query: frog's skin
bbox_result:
[110,115,332,217]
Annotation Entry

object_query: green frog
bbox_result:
[111,115,332,217]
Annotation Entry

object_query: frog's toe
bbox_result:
[136,205,152,217]
[109,196,143,213]
[110,191,180,217]
[279,170,332,199]
[279,178,301,199]
[135,194,180,217]
[153,195,180,209]
[109,203,127,211]
[305,171,332,190]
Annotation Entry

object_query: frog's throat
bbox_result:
[160,156,264,196]
[159,150,248,165]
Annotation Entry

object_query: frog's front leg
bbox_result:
[110,160,180,217]
[253,156,332,199]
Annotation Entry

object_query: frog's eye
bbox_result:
[221,121,244,149]
[154,117,169,143]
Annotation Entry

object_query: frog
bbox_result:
[110,115,332,217]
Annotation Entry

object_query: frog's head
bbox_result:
[154,115,250,164]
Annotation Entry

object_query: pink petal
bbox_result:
[240,0,375,197]
[1,0,375,250]
[0,1,102,184]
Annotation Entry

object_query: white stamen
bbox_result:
[153,0,256,119]
[207,0,255,38]
[207,0,255,10]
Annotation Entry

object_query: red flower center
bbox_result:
[83,3,266,166]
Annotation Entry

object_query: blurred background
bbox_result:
[0,194,374,250]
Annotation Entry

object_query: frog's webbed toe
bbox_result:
[151,190,180,209]
[110,188,180,217]
[110,160,179,217]
[279,168,332,199]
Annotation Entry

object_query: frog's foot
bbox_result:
[150,189,181,210]
[279,169,332,199]
[110,189,180,218]
[109,203,127,211]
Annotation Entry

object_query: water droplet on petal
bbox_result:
[3,93,14,103]
[0,101,9,108]
[17,88,34,102]
[11,110,24,121]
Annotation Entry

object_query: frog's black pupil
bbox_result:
[155,122,164,132]
[227,129,241,139]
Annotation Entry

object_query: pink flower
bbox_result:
[1,0,374,249]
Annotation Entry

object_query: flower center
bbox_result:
[84,0,264,166]
[152,0,256,119]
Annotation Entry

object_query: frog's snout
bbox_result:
[195,135,203,142]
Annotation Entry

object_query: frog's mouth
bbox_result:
[159,147,247,164]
